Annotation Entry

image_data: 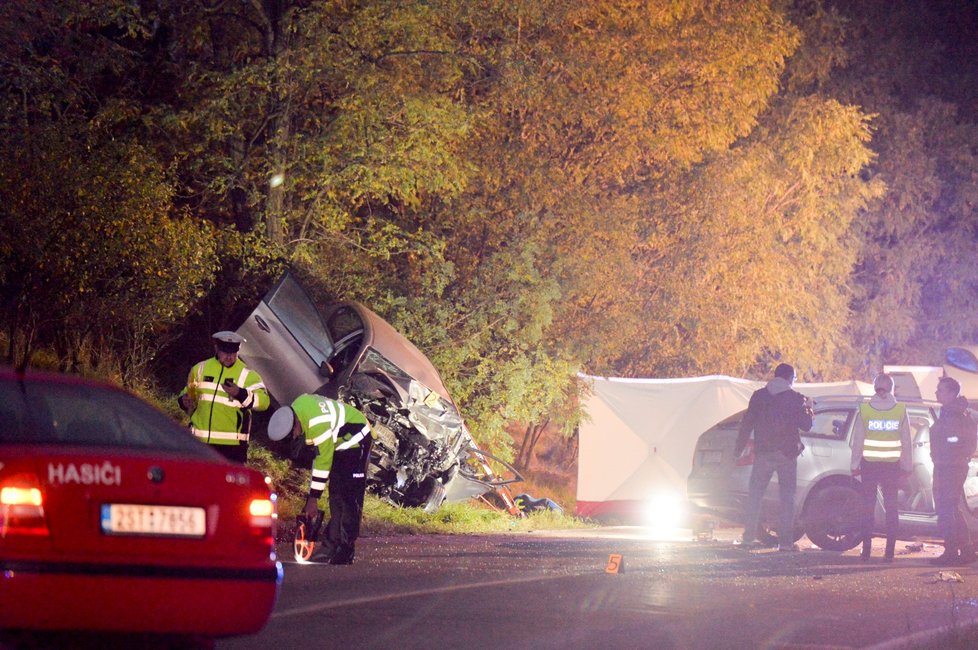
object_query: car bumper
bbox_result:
[0,559,283,636]
[687,472,749,521]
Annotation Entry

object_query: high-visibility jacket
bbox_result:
[858,402,907,463]
[292,394,374,498]
[180,357,269,446]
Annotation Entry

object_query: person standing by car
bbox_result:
[929,376,978,566]
[850,373,912,562]
[268,393,375,565]
[734,363,814,551]
[178,331,270,463]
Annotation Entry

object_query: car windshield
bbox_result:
[359,348,464,443]
[0,376,214,455]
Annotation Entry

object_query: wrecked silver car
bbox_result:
[236,272,520,512]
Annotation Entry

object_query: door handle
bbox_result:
[254,315,270,332]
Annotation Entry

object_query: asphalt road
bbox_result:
[220,527,978,650]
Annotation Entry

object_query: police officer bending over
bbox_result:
[268,394,375,565]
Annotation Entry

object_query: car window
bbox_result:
[0,377,213,456]
[327,306,364,343]
[265,274,334,368]
[327,306,365,374]
[806,409,853,440]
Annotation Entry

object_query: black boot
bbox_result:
[328,543,355,565]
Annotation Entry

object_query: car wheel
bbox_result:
[804,484,863,551]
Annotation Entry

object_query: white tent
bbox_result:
[575,374,874,520]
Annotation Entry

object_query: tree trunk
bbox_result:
[261,0,291,246]
[516,418,550,470]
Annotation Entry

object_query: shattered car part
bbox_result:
[237,271,522,511]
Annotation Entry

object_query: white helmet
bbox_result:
[267,407,296,441]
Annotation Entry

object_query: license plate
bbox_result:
[101,504,206,538]
[700,450,723,465]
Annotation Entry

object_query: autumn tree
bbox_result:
[621,95,881,379]
[0,1,215,381]
[812,0,978,372]
[405,0,812,459]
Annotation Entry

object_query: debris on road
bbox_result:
[902,542,924,554]
[933,571,964,583]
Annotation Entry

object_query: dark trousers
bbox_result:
[212,442,248,464]
[743,450,797,545]
[858,460,901,557]
[934,463,972,553]
[324,438,373,561]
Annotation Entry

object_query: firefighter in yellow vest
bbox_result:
[268,394,374,565]
[850,373,912,561]
[178,331,270,463]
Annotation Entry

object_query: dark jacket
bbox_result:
[735,378,813,458]
[930,396,978,467]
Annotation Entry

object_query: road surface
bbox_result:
[220,527,978,649]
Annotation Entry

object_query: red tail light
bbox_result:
[248,494,277,547]
[736,440,755,467]
[1,474,50,537]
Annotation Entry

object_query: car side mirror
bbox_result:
[319,360,334,379]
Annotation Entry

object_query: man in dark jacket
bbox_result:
[929,376,978,566]
[735,363,814,551]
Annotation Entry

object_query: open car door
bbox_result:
[236,273,335,407]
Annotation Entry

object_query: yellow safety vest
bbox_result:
[859,402,906,463]
[181,357,269,446]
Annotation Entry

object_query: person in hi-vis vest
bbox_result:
[850,373,912,562]
[178,331,269,463]
[268,394,374,565]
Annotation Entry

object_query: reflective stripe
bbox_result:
[211,395,244,408]
[239,380,265,409]
[311,430,335,447]
[191,427,249,442]
[308,401,341,447]
[864,439,903,448]
[336,425,370,450]
[192,382,242,408]
[310,479,327,491]
[311,469,330,480]
[309,414,334,428]
[863,449,902,460]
